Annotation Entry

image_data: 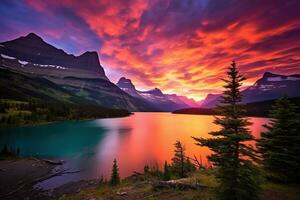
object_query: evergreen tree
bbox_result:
[110,158,120,186]
[193,61,261,200]
[144,165,150,174]
[257,97,300,183]
[163,161,171,181]
[171,140,187,178]
[184,157,196,173]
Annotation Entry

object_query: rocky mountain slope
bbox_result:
[201,72,300,108]
[0,33,156,111]
[117,77,199,111]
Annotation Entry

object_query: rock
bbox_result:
[116,191,127,196]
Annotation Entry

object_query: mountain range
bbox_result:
[200,72,300,108]
[116,77,200,111]
[1,33,299,113]
[0,33,160,111]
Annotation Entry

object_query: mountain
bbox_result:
[116,77,142,98]
[165,94,200,107]
[173,97,300,118]
[200,93,222,108]
[117,77,199,111]
[0,33,107,79]
[0,33,105,75]
[0,33,156,111]
[201,72,300,108]
[0,68,92,104]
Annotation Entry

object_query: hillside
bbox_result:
[0,68,131,125]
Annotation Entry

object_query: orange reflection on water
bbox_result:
[93,113,270,178]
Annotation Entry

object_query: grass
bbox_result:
[261,182,300,200]
[58,171,217,200]
[57,170,300,200]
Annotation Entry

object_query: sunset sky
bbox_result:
[1,0,300,100]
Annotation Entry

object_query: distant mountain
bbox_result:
[200,93,222,108]
[117,77,199,111]
[201,72,300,108]
[173,97,300,118]
[165,94,200,107]
[0,33,156,111]
[116,77,142,98]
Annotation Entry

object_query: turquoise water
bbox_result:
[0,113,269,189]
[0,121,107,158]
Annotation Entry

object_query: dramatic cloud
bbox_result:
[1,0,300,100]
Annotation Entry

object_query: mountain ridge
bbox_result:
[0,32,106,78]
[0,33,157,111]
[201,71,300,108]
[117,77,200,111]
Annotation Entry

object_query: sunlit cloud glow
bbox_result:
[1,0,300,100]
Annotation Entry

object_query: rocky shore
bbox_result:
[0,157,97,200]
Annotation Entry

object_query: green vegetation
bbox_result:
[0,99,130,126]
[193,61,261,200]
[163,161,171,181]
[257,97,300,183]
[170,140,196,178]
[58,165,300,200]
[110,159,121,186]
[0,68,132,126]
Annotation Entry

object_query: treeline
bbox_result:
[173,97,300,117]
[0,100,131,125]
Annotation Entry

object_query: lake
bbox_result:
[0,112,269,189]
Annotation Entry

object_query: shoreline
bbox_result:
[0,156,95,199]
[0,112,133,128]
[0,157,56,199]
[172,112,271,119]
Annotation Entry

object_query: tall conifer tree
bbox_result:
[171,140,187,178]
[193,61,260,200]
[257,97,300,183]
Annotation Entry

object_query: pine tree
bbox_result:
[163,161,171,181]
[171,140,187,178]
[110,158,120,186]
[184,157,196,173]
[257,97,300,183]
[193,61,261,200]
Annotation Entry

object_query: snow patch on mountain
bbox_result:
[1,54,15,60]
[267,76,300,82]
[18,60,29,65]
[287,77,300,81]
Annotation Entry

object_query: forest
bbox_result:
[0,99,130,126]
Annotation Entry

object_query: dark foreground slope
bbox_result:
[173,97,300,117]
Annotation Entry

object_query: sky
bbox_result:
[1,0,300,100]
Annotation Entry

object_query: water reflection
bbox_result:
[0,112,269,188]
